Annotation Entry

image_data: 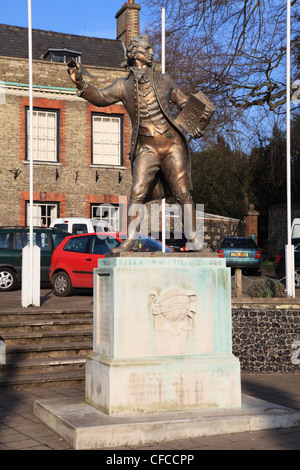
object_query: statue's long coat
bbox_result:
[80,68,191,200]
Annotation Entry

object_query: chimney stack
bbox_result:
[116,1,141,48]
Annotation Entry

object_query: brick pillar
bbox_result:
[244,204,259,244]
[116,0,141,48]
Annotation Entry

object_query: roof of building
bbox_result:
[0,24,125,68]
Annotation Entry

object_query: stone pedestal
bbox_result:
[85,253,241,414]
[34,253,299,449]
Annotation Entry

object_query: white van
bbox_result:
[291,219,300,239]
[50,217,113,234]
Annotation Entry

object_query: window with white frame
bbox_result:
[26,202,58,227]
[91,204,120,231]
[26,109,59,162]
[92,114,122,166]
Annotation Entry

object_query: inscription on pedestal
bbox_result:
[96,273,112,356]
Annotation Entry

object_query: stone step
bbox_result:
[3,329,93,346]
[0,318,93,334]
[0,356,87,376]
[0,369,86,390]
[0,309,93,322]
[5,342,92,360]
[0,309,93,389]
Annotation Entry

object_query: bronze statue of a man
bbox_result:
[68,35,213,252]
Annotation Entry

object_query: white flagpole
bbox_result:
[28,0,33,255]
[22,0,40,307]
[162,7,166,73]
[285,0,295,297]
[161,6,166,252]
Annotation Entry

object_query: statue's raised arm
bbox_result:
[67,59,88,92]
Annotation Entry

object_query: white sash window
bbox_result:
[26,202,58,227]
[92,115,122,166]
[91,204,120,231]
[27,109,58,162]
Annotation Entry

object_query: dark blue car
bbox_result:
[218,237,262,275]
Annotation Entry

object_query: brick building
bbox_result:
[0,1,142,230]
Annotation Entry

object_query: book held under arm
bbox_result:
[176,90,216,135]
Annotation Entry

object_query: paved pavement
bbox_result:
[0,285,94,312]
[0,269,298,313]
[0,375,299,450]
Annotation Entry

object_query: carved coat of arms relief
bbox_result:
[149,288,197,336]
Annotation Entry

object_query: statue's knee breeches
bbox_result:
[129,182,148,204]
[172,187,193,206]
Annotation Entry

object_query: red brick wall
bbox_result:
[244,214,259,243]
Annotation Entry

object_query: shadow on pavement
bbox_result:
[241,375,300,411]
[40,289,54,306]
[241,374,300,449]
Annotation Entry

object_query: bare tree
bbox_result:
[141,0,300,146]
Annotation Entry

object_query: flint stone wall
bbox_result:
[203,217,243,248]
[232,301,300,373]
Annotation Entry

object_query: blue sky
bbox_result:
[1,0,149,38]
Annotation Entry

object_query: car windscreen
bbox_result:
[90,236,120,254]
[72,224,88,234]
[64,236,90,253]
[92,222,109,232]
[22,231,50,251]
[52,233,69,249]
[137,237,173,252]
[221,238,257,249]
[53,223,69,232]
[159,232,186,246]
[0,232,14,249]
[292,224,300,238]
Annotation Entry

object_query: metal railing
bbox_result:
[232,268,288,298]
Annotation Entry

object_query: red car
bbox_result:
[50,232,174,296]
[49,232,122,296]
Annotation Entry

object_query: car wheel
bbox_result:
[0,268,18,291]
[295,269,300,288]
[52,271,73,297]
